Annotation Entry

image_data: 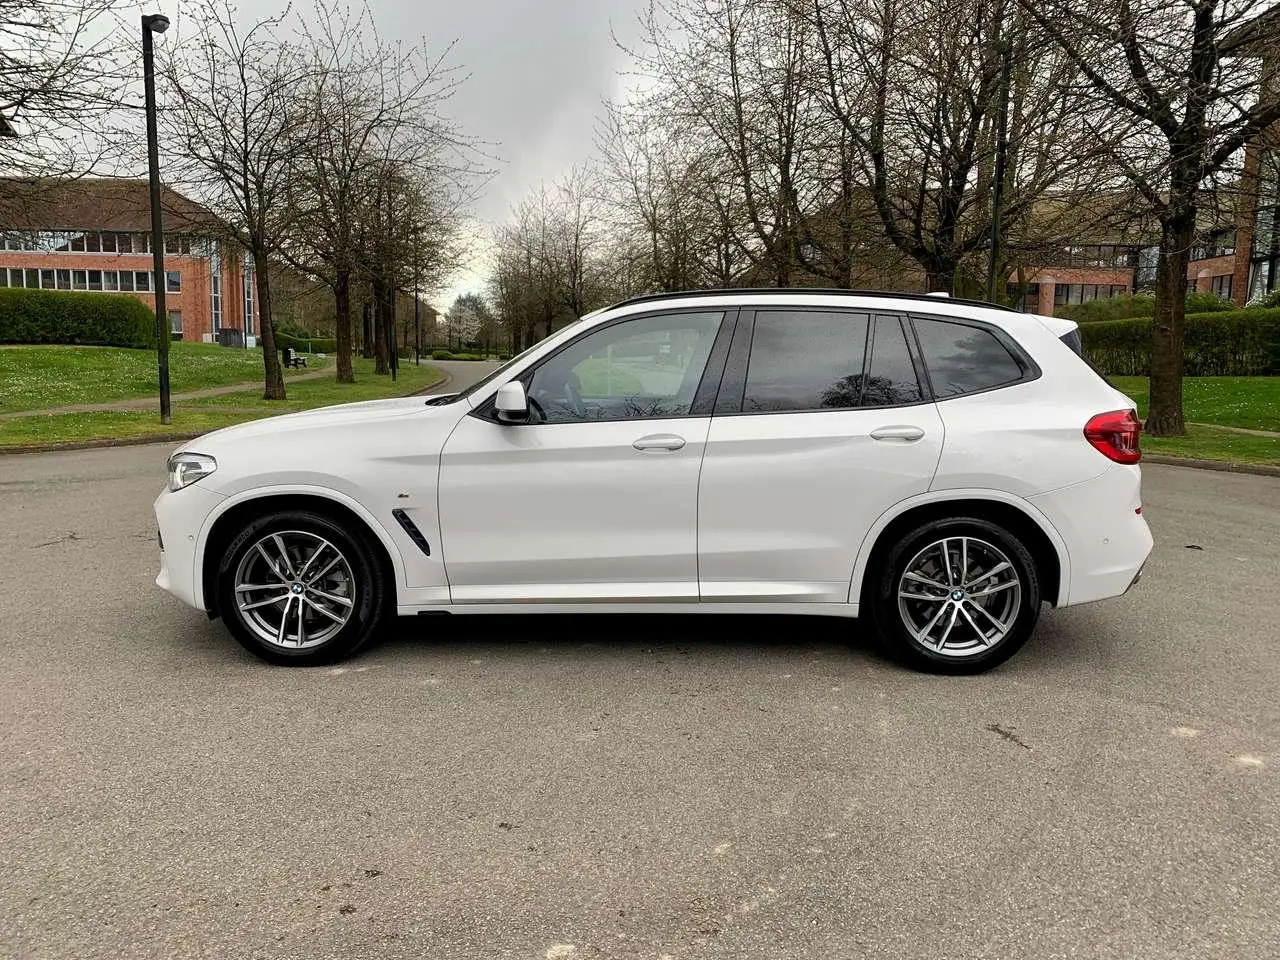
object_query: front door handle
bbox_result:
[633,434,686,452]
[870,425,925,442]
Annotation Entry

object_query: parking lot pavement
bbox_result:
[1,447,1277,960]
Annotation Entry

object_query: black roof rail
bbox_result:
[601,287,1017,313]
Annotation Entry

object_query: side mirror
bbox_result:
[494,380,529,423]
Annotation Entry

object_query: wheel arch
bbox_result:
[197,487,403,618]
[850,491,1069,610]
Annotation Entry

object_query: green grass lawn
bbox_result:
[0,343,327,413]
[1109,376,1280,432]
[1140,425,1280,467]
[0,355,444,448]
[194,355,445,412]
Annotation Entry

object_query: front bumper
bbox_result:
[154,484,226,610]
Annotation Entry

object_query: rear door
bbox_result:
[697,308,944,603]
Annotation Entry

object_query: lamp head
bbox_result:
[143,13,170,34]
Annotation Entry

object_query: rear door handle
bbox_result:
[633,434,686,452]
[870,425,925,442]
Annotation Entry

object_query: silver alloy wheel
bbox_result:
[897,536,1022,658]
[233,530,356,650]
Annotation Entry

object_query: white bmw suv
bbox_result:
[155,290,1151,671]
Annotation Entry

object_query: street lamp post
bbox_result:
[142,12,171,423]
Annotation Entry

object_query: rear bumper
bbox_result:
[1031,464,1153,607]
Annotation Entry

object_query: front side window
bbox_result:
[914,317,1025,398]
[525,311,723,423]
[743,310,870,413]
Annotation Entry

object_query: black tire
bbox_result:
[216,510,388,666]
[869,517,1041,673]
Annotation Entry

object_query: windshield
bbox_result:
[453,322,582,401]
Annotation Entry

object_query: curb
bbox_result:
[0,433,201,455]
[0,371,454,456]
[1143,454,1280,478]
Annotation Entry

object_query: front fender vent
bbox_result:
[391,508,431,556]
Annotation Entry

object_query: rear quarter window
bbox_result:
[913,316,1027,398]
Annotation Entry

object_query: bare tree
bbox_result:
[625,0,827,287]
[1023,0,1280,435]
[282,1,476,382]
[160,0,312,399]
[0,0,125,180]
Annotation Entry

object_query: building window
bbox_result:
[166,270,181,293]
[244,269,254,336]
[1135,246,1159,290]
[119,271,134,292]
[1054,283,1128,306]
[40,269,54,289]
[135,271,152,292]
[103,270,118,291]
[24,268,39,288]
[88,269,102,291]
[134,233,150,254]
[55,269,70,290]
[210,273,222,331]
[69,233,86,252]
[1210,275,1233,300]
[164,236,193,256]
[1006,283,1041,313]
[71,270,87,290]
[169,310,183,336]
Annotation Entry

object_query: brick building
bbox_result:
[0,178,258,342]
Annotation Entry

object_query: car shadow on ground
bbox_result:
[156,600,1120,676]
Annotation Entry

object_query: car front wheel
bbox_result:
[216,510,386,666]
[871,517,1041,672]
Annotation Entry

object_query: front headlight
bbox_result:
[167,452,217,491]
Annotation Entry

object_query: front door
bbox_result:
[438,308,733,603]
[698,309,944,602]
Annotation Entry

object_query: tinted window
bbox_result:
[863,315,922,406]
[743,310,869,412]
[914,317,1024,397]
[527,311,722,423]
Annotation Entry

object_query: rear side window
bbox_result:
[914,317,1025,398]
[863,315,923,406]
[743,310,869,412]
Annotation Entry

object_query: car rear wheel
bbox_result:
[871,517,1041,672]
[216,510,386,666]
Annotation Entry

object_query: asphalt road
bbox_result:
[2,386,1278,958]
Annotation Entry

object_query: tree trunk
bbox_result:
[924,260,956,294]
[1147,213,1195,436]
[333,268,354,384]
[254,257,286,401]
[361,301,374,359]
[372,276,390,375]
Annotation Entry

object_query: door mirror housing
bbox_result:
[494,380,529,423]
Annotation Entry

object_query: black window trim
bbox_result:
[906,310,1042,402]
[470,305,739,426]
[712,306,930,417]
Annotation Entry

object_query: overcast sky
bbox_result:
[300,0,649,309]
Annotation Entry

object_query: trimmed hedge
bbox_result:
[430,349,489,361]
[272,332,337,354]
[1080,307,1280,376]
[0,287,157,348]
[1056,291,1235,324]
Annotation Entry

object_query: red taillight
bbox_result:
[1084,409,1142,464]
